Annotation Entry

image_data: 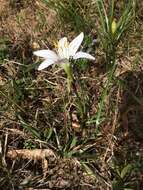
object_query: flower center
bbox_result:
[64,40,69,48]
[57,39,69,59]
[53,41,58,49]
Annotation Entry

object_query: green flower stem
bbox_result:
[62,62,74,92]
[62,61,86,127]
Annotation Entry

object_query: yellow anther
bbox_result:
[31,42,40,49]
[53,41,58,48]
[64,39,69,48]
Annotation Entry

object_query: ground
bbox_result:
[0,0,143,190]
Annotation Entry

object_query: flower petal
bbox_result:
[58,37,69,59]
[58,37,67,48]
[69,32,84,56]
[73,52,95,60]
[34,50,58,61]
[37,59,55,70]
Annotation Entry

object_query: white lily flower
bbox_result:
[33,32,95,71]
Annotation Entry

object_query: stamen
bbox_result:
[64,40,69,48]
[53,41,58,48]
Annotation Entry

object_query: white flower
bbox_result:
[33,32,95,71]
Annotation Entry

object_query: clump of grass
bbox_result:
[94,0,136,126]
[0,39,10,61]
[42,0,92,33]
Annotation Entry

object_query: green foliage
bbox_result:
[76,59,89,71]
[112,164,135,190]
[42,0,91,33]
[95,0,136,126]
[23,140,36,149]
[96,0,136,56]
[18,115,41,139]
[75,35,94,71]
[61,136,78,157]
[0,39,9,61]
[10,78,26,103]
[44,127,54,141]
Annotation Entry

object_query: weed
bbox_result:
[95,0,136,126]
[42,0,92,33]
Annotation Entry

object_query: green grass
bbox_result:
[42,0,93,33]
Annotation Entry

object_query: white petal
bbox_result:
[58,37,67,48]
[58,37,69,59]
[69,32,84,56]
[38,59,55,70]
[73,52,95,60]
[34,50,58,61]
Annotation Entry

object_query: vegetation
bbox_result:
[0,0,143,189]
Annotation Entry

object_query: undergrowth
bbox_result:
[0,0,143,189]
